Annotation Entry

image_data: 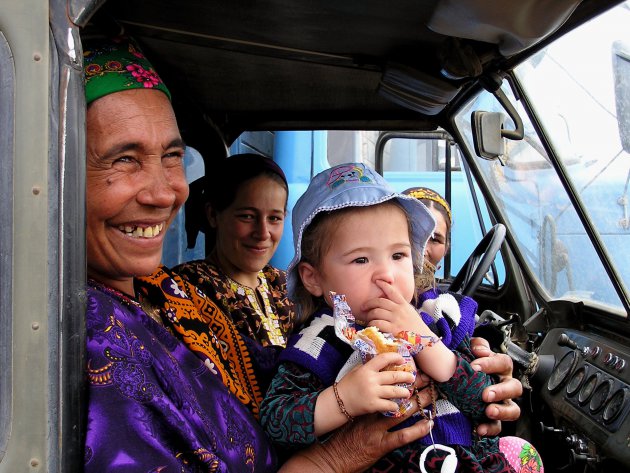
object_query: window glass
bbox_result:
[453,1,629,312]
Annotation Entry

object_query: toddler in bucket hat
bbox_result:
[260,161,468,448]
[286,162,436,303]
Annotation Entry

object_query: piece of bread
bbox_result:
[355,326,399,353]
[355,326,416,373]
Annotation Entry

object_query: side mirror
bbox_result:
[471,79,524,161]
[472,111,506,160]
[612,41,630,154]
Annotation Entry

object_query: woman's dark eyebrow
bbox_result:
[101,142,141,158]
[168,138,186,150]
[102,138,186,158]
[234,206,285,214]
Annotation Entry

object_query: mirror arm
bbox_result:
[495,87,524,140]
[480,73,524,141]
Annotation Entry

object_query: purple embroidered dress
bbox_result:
[85,282,277,472]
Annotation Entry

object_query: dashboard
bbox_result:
[537,327,630,468]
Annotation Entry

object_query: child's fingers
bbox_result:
[361,296,397,315]
[363,352,405,371]
[376,367,416,387]
[360,385,413,414]
[365,319,396,335]
[374,279,406,303]
[366,316,415,336]
[361,300,401,330]
[375,382,414,400]
[359,354,416,387]
[360,281,405,317]
[374,399,406,413]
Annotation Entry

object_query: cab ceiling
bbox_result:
[86,0,620,141]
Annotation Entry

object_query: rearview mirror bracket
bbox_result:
[471,74,525,161]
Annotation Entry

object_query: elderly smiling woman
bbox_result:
[83,36,277,471]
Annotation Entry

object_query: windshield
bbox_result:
[454,2,630,314]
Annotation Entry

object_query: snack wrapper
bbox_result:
[332,292,416,417]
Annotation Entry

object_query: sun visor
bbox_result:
[378,63,460,115]
[427,0,582,56]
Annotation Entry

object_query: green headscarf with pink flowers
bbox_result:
[83,36,171,104]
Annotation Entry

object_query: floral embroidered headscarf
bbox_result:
[83,35,171,104]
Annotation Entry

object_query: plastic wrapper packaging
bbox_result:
[332,292,417,417]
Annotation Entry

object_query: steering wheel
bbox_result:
[448,223,506,297]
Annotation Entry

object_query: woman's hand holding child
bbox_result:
[470,337,523,435]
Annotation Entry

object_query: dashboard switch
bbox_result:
[583,346,601,359]
[604,353,620,367]
[614,358,626,371]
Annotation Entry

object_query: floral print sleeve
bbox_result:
[437,336,495,423]
[260,362,325,448]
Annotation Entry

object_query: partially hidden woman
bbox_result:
[404,186,524,436]
[175,154,295,347]
[83,35,433,472]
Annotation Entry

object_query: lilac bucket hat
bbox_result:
[286,163,436,301]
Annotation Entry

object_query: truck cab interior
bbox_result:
[1,0,629,471]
